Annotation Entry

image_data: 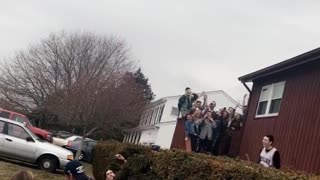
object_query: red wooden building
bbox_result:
[238,48,320,173]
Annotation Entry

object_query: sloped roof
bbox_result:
[238,47,320,82]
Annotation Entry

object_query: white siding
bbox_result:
[155,122,177,149]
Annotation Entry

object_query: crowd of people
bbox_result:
[179,87,247,156]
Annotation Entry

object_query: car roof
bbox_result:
[0,117,26,126]
[0,108,27,117]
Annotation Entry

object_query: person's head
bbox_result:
[185,114,193,121]
[104,170,116,180]
[235,114,241,120]
[228,107,234,113]
[222,111,229,119]
[10,170,34,180]
[192,109,202,118]
[209,101,216,109]
[206,111,213,118]
[195,101,202,108]
[65,160,88,180]
[185,87,192,96]
[262,135,274,149]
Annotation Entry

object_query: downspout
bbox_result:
[242,82,252,94]
[239,81,252,160]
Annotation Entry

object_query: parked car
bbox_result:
[53,134,83,147]
[0,117,74,172]
[65,139,97,162]
[0,109,53,143]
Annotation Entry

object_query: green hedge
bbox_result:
[92,141,318,180]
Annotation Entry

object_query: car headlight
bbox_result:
[67,155,74,161]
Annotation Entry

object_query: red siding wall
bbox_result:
[239,62,320,173]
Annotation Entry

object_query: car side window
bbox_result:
[0,111,10,119]
[11,115,26,124]
[88,141,96,147]
[0,121,4,133]
[8,123,30,140]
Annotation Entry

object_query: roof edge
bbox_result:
[238,47,320,82]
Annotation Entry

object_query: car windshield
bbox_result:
[23,125,44,142]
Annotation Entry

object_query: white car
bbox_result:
[0,117,74,172]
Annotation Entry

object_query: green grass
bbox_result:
[0,158,93,180]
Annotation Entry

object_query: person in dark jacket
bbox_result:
[178,87,199,117]
[212,110,229,155]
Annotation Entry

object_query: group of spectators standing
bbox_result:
[179,87,247,157]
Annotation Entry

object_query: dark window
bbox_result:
[8,123,30,139]
[88,141,97,147]
[257,101,268,115]
[269,99,282,114]
[0,111,10,119]
[0,121,5,133]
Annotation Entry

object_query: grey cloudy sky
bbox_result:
[1,0,320,103]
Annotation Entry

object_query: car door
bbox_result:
[3,123,37,162]
[0,121,5,152]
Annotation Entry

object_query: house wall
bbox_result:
[239,61,320,173]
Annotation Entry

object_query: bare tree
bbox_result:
[0,31,147,160]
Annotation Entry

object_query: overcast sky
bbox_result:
[1,0,320,103]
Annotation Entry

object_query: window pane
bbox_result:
[171,107,179,116]
[0,121,4,133]
[8,124,29,139]
[259,86,271,101]
[272,82,285,99]
[269,99,281,114]
[257,101,268,115]
[12,115,26,124]
[0,111,10,119]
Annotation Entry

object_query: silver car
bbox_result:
[0,117,74,172]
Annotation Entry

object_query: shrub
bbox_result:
[92,141,318,180]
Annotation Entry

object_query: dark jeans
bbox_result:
[199,137,213,153]
[189,134,199,152]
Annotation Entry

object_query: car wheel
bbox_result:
[39,156,58,173]
[78,151,85,161]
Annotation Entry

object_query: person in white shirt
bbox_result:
[258,135,281,169]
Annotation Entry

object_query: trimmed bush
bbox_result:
[92,141,319,180]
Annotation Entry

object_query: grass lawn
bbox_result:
[0,158,93,180]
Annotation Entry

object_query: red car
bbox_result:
[0,109,53,143]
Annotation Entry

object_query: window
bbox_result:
[171,107,179,116]
[8,123,30,139]
[0,121,4,133]
[88,141,97,147]
[0,111,10,119]
[12,115,27,124]
[256,81,285,117]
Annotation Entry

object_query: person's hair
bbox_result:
[196,100,201,104]
[104,169,114,179]
[185,87,191,91]
[265,135,274,145]
[10,170,34,180]
[185,114,192,121]
[222,111,229,119]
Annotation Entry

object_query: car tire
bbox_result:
[39,156,58,173]
[78,151,85,161]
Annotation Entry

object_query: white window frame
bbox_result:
[255,81,285,118]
